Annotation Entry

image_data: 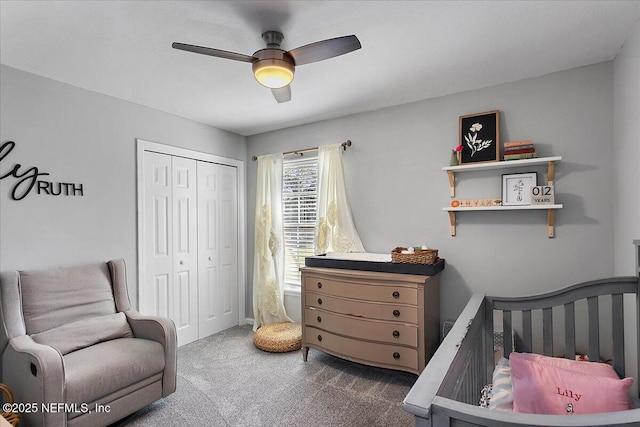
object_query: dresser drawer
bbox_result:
[305,291,418,323]
[305,326,418,372]
[304,307,418,347]
[304,275,417,304]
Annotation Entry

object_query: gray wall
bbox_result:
[3,31,636,330]
[0,65,246,309]
[247,62,616,323]
[612,21,640,392]
[613,20,640,276]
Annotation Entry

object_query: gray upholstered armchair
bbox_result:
[0,259,177,427]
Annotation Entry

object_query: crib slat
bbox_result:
[564,302,576,359]
[611,293,625,377]
[588,296,600,362]
[503,311,512,356]
[485,300,494,383]
[474,350,481,402]
[522,310,532,353]
[543,307,553,356]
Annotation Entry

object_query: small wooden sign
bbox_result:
[530,185,554,205]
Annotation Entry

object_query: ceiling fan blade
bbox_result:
[271,86,291,103]
[288,35,361,66]
[172,42,255,63]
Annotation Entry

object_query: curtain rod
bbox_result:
[251,140,351,161]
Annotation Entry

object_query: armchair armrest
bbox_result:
[123,310,177,396]
[3,335,65,427]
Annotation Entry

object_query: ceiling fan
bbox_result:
[172,31,361,103]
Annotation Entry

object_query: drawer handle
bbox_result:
[317,298,323,305]
[392,330,400,338]
[393,309,400,317]
[392,291,400,299]
[317,316,322,323]
[393,352,400,360]
[318,335,323,342]
[317,281,322,289]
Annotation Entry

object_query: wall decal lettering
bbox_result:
[0,141,84,200]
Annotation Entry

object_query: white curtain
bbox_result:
[253,154,292,330]
[315,144,365,254]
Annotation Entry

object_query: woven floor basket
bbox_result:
[391,247,438,264]
[253,322,302,353]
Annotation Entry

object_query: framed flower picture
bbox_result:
[459,110,500,164]
[502,172,537,206]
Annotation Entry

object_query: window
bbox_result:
[282,156,318,286]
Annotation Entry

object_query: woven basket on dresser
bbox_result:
[391,247,438,264]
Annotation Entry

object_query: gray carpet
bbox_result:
[115,324,418,427]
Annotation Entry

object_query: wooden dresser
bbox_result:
[300,266,440,375]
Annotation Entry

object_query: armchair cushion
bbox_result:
[20,263,118,335]
[30,312,133,355]
[64,337,165,405]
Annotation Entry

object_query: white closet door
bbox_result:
[197,161,220,337]
[141,152,172,318]
[197,162,238,336]
[219,164,239,330]
[141,147,240,347]
[172,156,199,346]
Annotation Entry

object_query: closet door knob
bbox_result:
[393,309,400,317]
[317,316,322,323]
[392,291,400,299]
[317,298,323,305]
[317,335,323,342]
[179,260,184,265]
[208,256,212,261]
[317,282,322,289]
[393,352,400,360]
[392,330,400,338]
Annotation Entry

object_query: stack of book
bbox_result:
[503,140,537,160]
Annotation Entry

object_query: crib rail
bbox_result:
[487,276,639,380]
[437,299,486,404]
[430,397,640,426]
[403,293,487,422]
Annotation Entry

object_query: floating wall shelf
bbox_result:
[443,156,562,237]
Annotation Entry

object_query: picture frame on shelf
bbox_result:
[502,172,537,206]
[459,110,500,164]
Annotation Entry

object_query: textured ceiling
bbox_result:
[1,1,639,136]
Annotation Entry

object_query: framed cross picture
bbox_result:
[459,110,500,164]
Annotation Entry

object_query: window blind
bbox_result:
[283,156,318,286]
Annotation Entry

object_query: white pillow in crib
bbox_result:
[488,357,514,411]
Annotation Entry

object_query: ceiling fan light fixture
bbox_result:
[173,32,361,102]
[252,59,294,89]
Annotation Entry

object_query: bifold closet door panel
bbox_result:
[219,164,238,331]
[197,162,239,338]
[172,156,199,346]
[197,161,220,338]
[141,151,172,318]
